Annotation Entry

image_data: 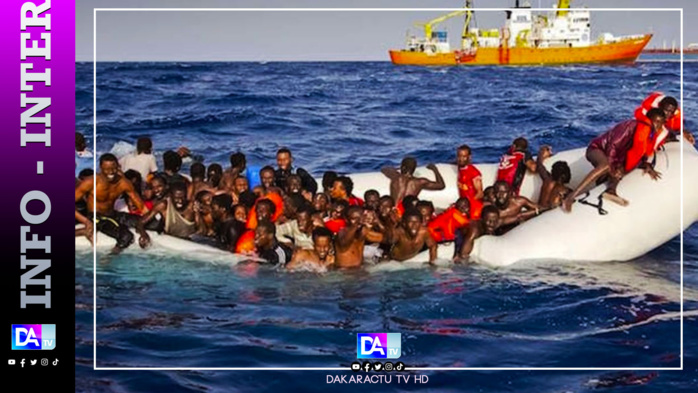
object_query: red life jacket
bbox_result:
[496,148,526,195]
[634,91,682,154]
[325,219,346,234]
[347,196,364,207]
[427,207,470,242]
[235,229,255,254]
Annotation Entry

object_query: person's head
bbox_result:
[402,209,423,238]
[260,166,276,189]
[284,193,307,220]
[483,186,495,204]
[416,200,435,223]
[207,163,223,187]
[455,197,471,216]
[647,108,667,131]
[312,227,334,261]
[457,144,472,167]
[211,194,233,220]
[400,157,417,175]
[402,195,419,210]
[78,168,94,182]
[551,161,571,184]
[331,199,349,220]
[150,175,168,200]
[99,153,120,183]
[255,198,276,222]
[276,148,293,171]
[195,190,214,214]
[378,195,395,220]
[234,176,249,195]
[313,192,329,214]
[124,170,142,195]
[163,150,182,173]
[493,181,511,209]
[190,162,205,181]
[238,190,257,210]
[364,189,380,211]
[295,205,313,234]
[322,171,338,193]
[480,205,500,235]
[286,174,303,195]
[76,132,87,152]
[331,176,353,200]
[512,137,528,152]
[229,152,246,171]
[136,137,153,154]
[345,206,363,227]
[233,204,248,223]
[658,96,678,120]
[254,220,276,250]
[170,182,188,211]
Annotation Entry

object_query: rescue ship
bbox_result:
[389,0,652,66]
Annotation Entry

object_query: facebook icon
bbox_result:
[357,333,401,359]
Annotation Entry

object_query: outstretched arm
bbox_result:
[536,146,553,182]
[136,201,166,248]
[420,164,446,191]
[425,231,437,263]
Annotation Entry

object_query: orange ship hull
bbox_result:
[390,34,652,66]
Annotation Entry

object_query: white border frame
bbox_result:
[92,7,685,371]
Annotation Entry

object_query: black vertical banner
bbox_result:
[0,0,76,388]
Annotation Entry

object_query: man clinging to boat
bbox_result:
[381,157,445,202]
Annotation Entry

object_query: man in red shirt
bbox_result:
[456,144,484,219]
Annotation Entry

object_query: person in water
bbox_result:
[287,227,335,270]
[209,194,246,253]
[276,205,315,250]
[254,220,293,266]
[492,180,541,228]
[275,147,318,194]
[194,190,215,236]
[136,182,196,247]
[563,108,666,212]
[455,205,500,263]
[428,197,470,243]
[496,137,537,196]
[388,209,437,263]
[535,146,572,209]
[75,154,148,254]
[381,157,445,202]
[334,206,384,268]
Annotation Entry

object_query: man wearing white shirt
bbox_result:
[119,137,158,180]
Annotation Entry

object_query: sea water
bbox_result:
[75,61,698,392]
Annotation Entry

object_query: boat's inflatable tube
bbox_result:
[380,142,697,266]
[77,143,698,267]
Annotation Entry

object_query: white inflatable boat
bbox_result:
[77,143,698,267]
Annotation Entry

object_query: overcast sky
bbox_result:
[77,0,696,61]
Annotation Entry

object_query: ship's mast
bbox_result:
[556,0,571,17]
[462,0,475,49]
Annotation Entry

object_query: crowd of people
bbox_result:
[75,92,693,268]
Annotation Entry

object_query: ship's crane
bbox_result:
[556,0,571,17]
[415,9,467,42]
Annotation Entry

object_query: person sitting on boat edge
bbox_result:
[457,144,484,219]
[254,220,293,266]
[496,137,537,196]
[454,205,500,263]
[535,145,572,209]
[634,92,694,145]
[275,147,318,195]
[387,209,438,264]
[381,157,446,202]
[287,227,336,270]
[119,136,157,182]
[562,108,666,213]
[493,180,542,231]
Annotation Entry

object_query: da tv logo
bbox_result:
[357,333,401,359]
[11,325,56,350]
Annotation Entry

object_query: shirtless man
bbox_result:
[388,209,437,263]
[137,182,196,247]
[187,162,213,201]
[536,146,572,209]
[335,206,384,268]
[455,205,500,262]
[218,152,246,193]
[381,158,445,202]
[287,227,335,269]
[493,181,541,227]
[75,154,148,254]
[207,163,223,189]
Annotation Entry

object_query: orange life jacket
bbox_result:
[246,192,284,230]
[427,207,470,243]
[235,229,255,254]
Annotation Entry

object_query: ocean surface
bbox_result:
[75,61,698,392]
